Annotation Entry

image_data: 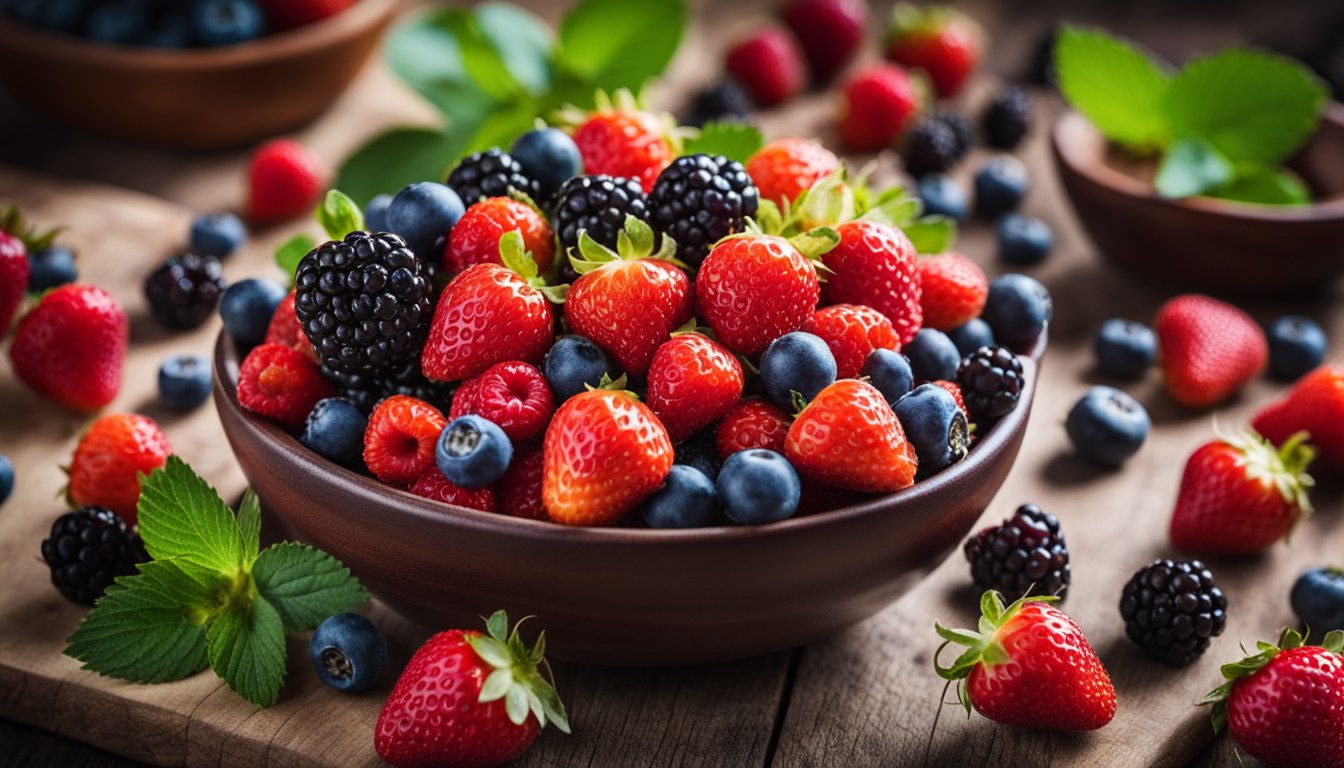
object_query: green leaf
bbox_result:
[901,217,955,254]
[238,489,261,565]
[336,128,468,208]
[557,0,686,93]
[474,2,553,97]
[274,234,316,283]
[480,668,513,702]
[857,189,922,229]
[682,122,764,164]
[317,190,364,240]
[1165,48,1326,165]
[207,595,287,709]
[385,12,468,97]
[252,542,369,634]
[1055,25,1172,152]
[137,456,243,575]
[505,685,530,725]
[429,9,522,101]
[1213,165,1312,206]
[1154,136,1235,198]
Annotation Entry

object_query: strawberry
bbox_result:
[646,332,745,443]
[697,234,822,356]
[838,64,924,152]
[449,361,554,442]
[363,395,447,485]
[446,197,555,276]
[543,389,674,526]
[260,0,353,30]
[66,413,171,523]
[746,138,840,207]
[407,469,496,513]
[375,611,569,768]
[0,230,27,333]
[10,284,126,412]
[236,342,334,430]
[935,592,1117,731]
[563,218,693,376]
[1204,627,1344,768]
[885,4,982,99]
[782,0,865,84]
[1169,429,1315,555]
[498,441,546,521]
[1253,365,1344,473]
[821,220,922,346]
[1154,294,1268,409]
[917,253,987,331]
[785,379,917,492]
[248,139,325,224]
[716,398,793,459]
[931,380,968,420]
[263,290,320,364]
[570,90,673,193]
[802,304,900,379]
[725,26,805,108]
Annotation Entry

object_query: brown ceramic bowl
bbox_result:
[0,0,397,150]
[214,333,1045,665]
[1052,104,1344,296]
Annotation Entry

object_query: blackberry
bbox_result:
[324,360,453,414]
[648,154,759,266]
[983,87,1032,150]
[41,506,148,606]
[143,252,226,330]
[956,345,1024,424]
[685,79,753,127]
[554,175,651,256]
[1120,559,1227,666]
[964,503,1070,602]
[903,119,960,177]
[294,231,432,376]
[933,110,974,161]
[446,149,542,207]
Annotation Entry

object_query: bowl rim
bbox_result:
[1051,104,1344,221]
[214,330,1046,545]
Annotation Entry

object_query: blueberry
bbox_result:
[947,318,995,358]
[861,348,914,408]
[510,128,584,203]
[386,182,465,260]
[190,212,246,259]
[904,329,961,383]
[982,273,1052,345]
[158,354,212,412]
[436,415,513,489]
[301,398,368,467]
[309,613,388,693]
[4,0,43,25]
[219,277,286,349]
[27,246,77,292]
[365,194,393,233]
[37,0,89,33]
[895,384,969,480]
[140,12,193,48]
[544,335,610,403]
[716,449,800,525]
[760,332,837,410]
[1065,386,1150,468]
[1290,567,1344,633]
[192,0,263,46]
[0,454,12,507]
[674,432,722,480]
[917,174,967,222]
[642,465,721,528]
[996,214,1052,265]
[84,1,148,44]
[974,155,1029,216]
[1267,315,1327,381]
[1093,319,1156,380]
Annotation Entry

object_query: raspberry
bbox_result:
[964,503,1070,602]
[41,506,149,606]
[930,380,968,420]
[839,64,922,152]
[407,469,496,513]
[497,441,546,520]
[143,252,226,330]
[445,149,542,208]
[917,253,988,331]
[249,139,325,224]
[983,86,1032,150]
[725,26,805,107]
[746,137,840,207]
[323,361,453,415]
[1120,559,1227,666]
[903,118,960,177]
[572,107,673,193]
[801,304,900,379]
[448,361,554,442]
[554,175,651,256]
[648,154,759,266]
[237,342,335,429]
[363,395,447,485]
[264,291,319,363]
[715,398,792,459]
[955,345,1024,424]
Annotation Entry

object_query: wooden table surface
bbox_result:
[0,1,1340,767]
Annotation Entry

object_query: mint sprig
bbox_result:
[65,457,369,708]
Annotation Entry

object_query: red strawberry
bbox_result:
[822,220,922,346]
[570,91,673,193]
[935,592,1117,731]
[785,379,918,492]
[0,229,27,332]
[1169,430,1315,555]
[725,26,805,108]
[498,441,546,521]
[66,413,171,523]
[782,0,865,84]
[1204,627,1344,768]
[263,290,319,364]
[375,611,569,768]
[449,361,554,442]
[697,234,822,356]
[236,342,334,430]
[446,197,555,276]
[248,139,325,224]
[363,395,447,485]
[746,137,840,207]
[10,284,126,411]
[802,304,900,379]
[543,389,674,526]
[1154,294,1268,409]
[1253,365,1344,473]
[260,0,353,30]
[885,4,982,99]
[838,64,924,152]
[716,398,793,459]
[407,469,496,513]
[917,253,987,331]
[646,333,745,443]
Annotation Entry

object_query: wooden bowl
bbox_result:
[0,0,397,150]
[213,333,1045,665]
[1052,105,1344,296]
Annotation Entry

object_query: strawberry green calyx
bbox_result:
[585,372,633,396]
[0,205,60,252]
[571,215,684,273]
[888,3,975,45]
[669,317,717,341]
[500,231,569,304]
[933,590,1061,714]
[1202,627,1344,733]
[554,88,688,154]
[466,611,571,734]
[1231,428,1316,515]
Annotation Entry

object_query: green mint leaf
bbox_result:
[1055,25,1171,152]
[337,127,470,207]
[252,542,369,634]
[207,595,287,709]
[473,2,553,97]
[386,10,468,96]
[1154,136,1235,198]
[317,190,364,240]
[238,489,261,565]
[901,216,956,255]
[431,9,523,101]
[557,0,686,93]
[857,190,922,228]
[1165,48,1326,165]
[275,234,316,284]
[1212,166,1311,206]
[137,456,244,575]
[682,122,764,164]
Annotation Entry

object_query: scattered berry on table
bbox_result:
[956,345,1025,424]
[964,503,1070,602]
[716,399,793,460]
[1065,386,1150,468]
[1120,559,1227,667]
[158,353,212,412]
[760,331,838,410]
[916,174,966,222]
[1154,294,1267,409]
[436,415,514,489]
[647,334,744,443]
[554,174,650,255]
[861,348,915,408]
[717,449,801,525]
[571,97,673,193]
[840,64,923,153]
[309,613,388,693]
[510,128,584,205]
[643,464,722,529]
[0,454,11,506]
[947,318,995,358]
[41,506,149,606]
[786,379,918,493]
[447,196,555,275]
[982,273,1051,345]
[192,0,263,46]
[248,139,325,224]
[974,155,1029,217]
[0,228,26,332]
[11,283,127,412]
[384,181,465,260]
[497,441,546,520]
[697,234,820,356]
[917,253,987,332]
[363,395,446,485]
[1027,25,1059,86]
[236,342,335,430]
[260,0,353,31]
[449,361,554,442]
[1291,568,1344,633]
[783,0,865,84]
[1093,319,1156,380]
[905,328,961,382]
[144,252,226,331]
[726,26,805,108]
[1253,365,1344,473]
[895,383,969,480]
[364,194,392,233]
[648,153,759,267]
[27,245,78,292]
[544,336,610,404]
[299,397,367,467]
[674,432,722,480]
[822,220,922,345]
[407,469,496,513]
[885,3,982,99]
[982,86,1032,150]
[1267,315,1327,382]
[996,213,1053,265]
[189,212,246,259]
[446,149,543,208]
[746,137,840,207]
[219,277,286,349]
[802,304,899,380]
[421,262,555,382]
[902,118,959,176]
[684,79,754,127]
[934,110,973,159]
